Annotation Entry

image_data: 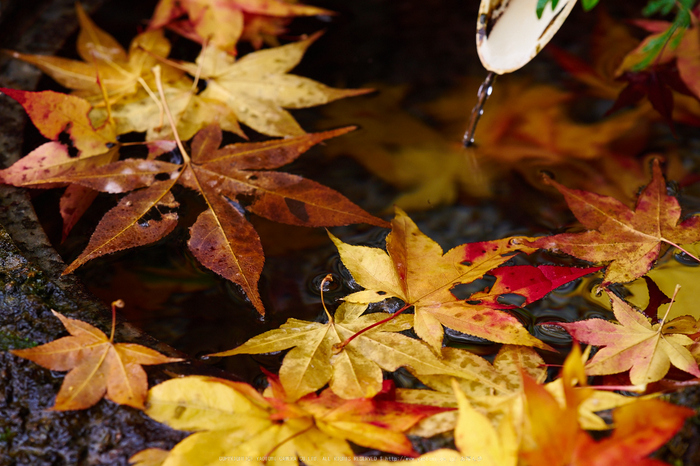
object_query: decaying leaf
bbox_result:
[10,310,181,410]
[0,89,117,176]
[526,158,700,286]
[332,207,599,351]
[558,290,700,384]
[139,375,449,465]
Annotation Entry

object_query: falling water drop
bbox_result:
[462,71,496,147]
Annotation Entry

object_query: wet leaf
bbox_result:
[526,158,700,286]
[0,89,117,171]
[10,310,181,410]
[63,180,180,275]
[558,290,700,384]
[625,244,700,321]
[62,125,384,316]
[140,376,448,464]
[178,33,372,137]
[319,85,492,210]
[5,3,180,106]
[332,208,598,352]
[211,302,466,401]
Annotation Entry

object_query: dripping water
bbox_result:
[462,71,496,147]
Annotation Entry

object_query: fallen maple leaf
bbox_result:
[0,89,117,171]
[393,345,546,437]
[178,32,372,137]
[149,0,333,52]
[139,375,448,465]
[318,85,492,210]
[210,301,466,401]
[332,207,600,352]
[526,158,700,286]
[417,76,655,203]
[518,347,693,466]
[401,344,633,437]
[0,88,120,238]
[558,289,700,384]
[10,309,181,410]
[56,124,385,315]
[5,3,181,106]
[571,398,695,466]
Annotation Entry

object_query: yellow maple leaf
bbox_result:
[178,32,372,137]
[211,302,465,401]
[138,374,445,465]
[331,207,549,352]
[6,3,181,106]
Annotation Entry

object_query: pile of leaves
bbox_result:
[3,0,700,465]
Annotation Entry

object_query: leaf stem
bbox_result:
[152,65,191,165]
[109,299,124,343]
[261,423,314,464]
[662,238,700,264]
[659,284,681,328]
[333,303,411,353]
[320,274,334,323]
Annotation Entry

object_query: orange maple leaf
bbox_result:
[526,158,700,286]
[10,310,181,410]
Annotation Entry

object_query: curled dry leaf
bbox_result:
[10,310,181,410]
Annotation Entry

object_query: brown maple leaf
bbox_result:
[526,158,700,286]
[10,310,181,410]
[46,124,385,315]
